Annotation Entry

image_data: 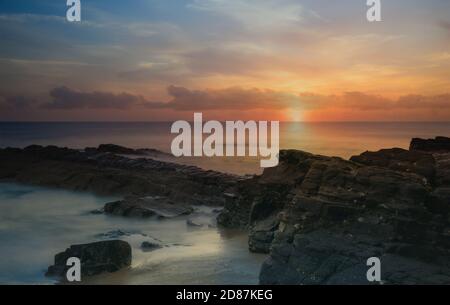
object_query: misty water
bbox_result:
[0,182,265,285]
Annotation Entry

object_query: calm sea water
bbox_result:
[1,122,449,175]
[0,183,265,284]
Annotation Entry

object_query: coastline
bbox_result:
[1,137,450,284]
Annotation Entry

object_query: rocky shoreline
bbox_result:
[219,136,450,284]
[0,144,240,205]
[1,138,449,284]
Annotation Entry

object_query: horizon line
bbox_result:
[1,120,450,124]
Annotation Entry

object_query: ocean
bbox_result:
[1,122,449,175]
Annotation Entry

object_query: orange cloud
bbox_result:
[3,86,449,122]
[144,85,300,111]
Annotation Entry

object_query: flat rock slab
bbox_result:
[104,196,193,218]
[46,240,132,278]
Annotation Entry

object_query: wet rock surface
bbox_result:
[218,137,450,284]
[0,144,240,206]
[141,241,163,252]
[104,196,193,218]
[46,240,132,278]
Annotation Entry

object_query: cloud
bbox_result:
[439,20,450,32]
[118,61,189,82]
[299,92,450,111]
[188,0,305,28]
[143,85,300,110]
[0,14,65,23]
[6,85,450,119]
[184,48,267,75]
[299,92,392,110]
[42,86,146,110]
[397,94,450,109]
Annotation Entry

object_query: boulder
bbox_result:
[46,240,132,278]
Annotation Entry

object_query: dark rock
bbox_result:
[324,204,359,221]
[0,144,238,205]
[94,144,172,157]
[434,153,450,186]
[248,217,279,253]
[96,144,139,155]
[410,137,450,152]
[429,187,450,214]
[94,229,147,239]
[260,231,450,285]
[46,240,131,278]
[218,141,450,284]
[350,148,436,183]
[141,241,162,252]
[217,179,257,229]
[104,196,193,219]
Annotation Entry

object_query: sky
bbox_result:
[0,0,449,121]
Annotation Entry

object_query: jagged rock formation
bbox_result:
[218,137,450,284]
[0,144,240,205]
[46,240,132,278]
